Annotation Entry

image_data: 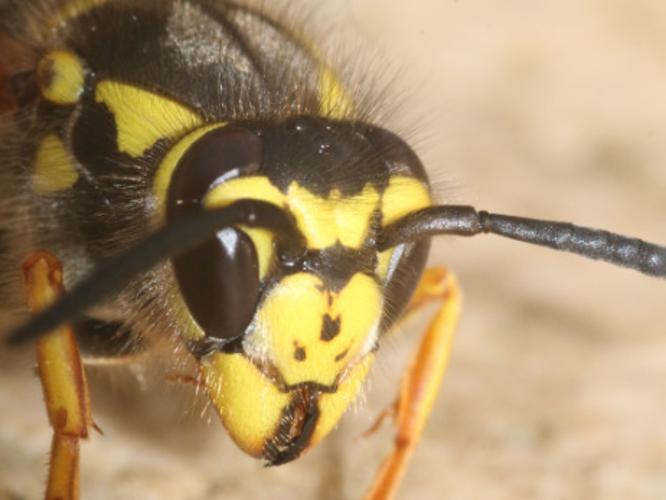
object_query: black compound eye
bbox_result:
[380,240,431,334]
[362,126,431,334]
[174,228,259,340]
[166,126,262,340]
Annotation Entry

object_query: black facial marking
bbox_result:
[320,314,341,341]
[264,390,320,466]
[251,116,391,197]
[69,96,152,257]
[334,348,349,363]
[294,344,306,362]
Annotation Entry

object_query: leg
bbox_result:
[23,251,94,500]
[365,267,462,500]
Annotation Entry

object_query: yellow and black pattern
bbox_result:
[0,0,434,466]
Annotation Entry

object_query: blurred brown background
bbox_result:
[1,1,665,499]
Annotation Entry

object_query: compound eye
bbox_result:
[380,240,430,333]
[362,126,432,333]
[174,228,259,340]
[166,126,262,340]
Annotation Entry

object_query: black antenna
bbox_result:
[378,205,666,278]
[8,202,664,346]
[7,200,305,345]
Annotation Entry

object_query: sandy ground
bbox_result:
[1,1,665,499]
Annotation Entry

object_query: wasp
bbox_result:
[0,0,664,499]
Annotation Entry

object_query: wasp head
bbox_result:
[164,116,431,464]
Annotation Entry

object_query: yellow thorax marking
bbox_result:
[95,80,202,158]
[33,134,80,194]
[281,23,353,119]
[319,65,353,119]
[37,51,85,105]
[251,272,382,387]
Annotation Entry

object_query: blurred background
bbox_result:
[1,1,665,499]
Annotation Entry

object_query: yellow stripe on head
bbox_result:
[205,176,381,273]
[376,176,432,278]
[332,184,381,248]
[287,182,380,250]
[95,80,203,158]
[152,123,226,220]
[205,176,286,280]
[381,175,432,226]
[205,176,287,209]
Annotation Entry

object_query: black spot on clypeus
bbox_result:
[294,345,306,362]
[320,314,341,341]
[334,349,349,363]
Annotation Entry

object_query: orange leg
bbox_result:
[365,267,462,500]
[23,252,94,500]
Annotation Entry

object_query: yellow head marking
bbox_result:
[201,353,290,457]
[37,51,85,105]
[381,175,432,226]
[375,249,394,280]
[287,182,380,249]
[206,176,286,209]
[202,350,374,460]
[313,354,374,445]
[206,176,381,272]
[333,184,381,248]
[95,80,202,158]
[376,176,432,277]
[33,134,79,194]
[251,272,382,387]
[286,184,336,248]
[206,176,287,279]
[152,123,226,219]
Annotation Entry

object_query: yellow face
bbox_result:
[6,1,437,467]
[187,172,431,463]
[71,74,433,463]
